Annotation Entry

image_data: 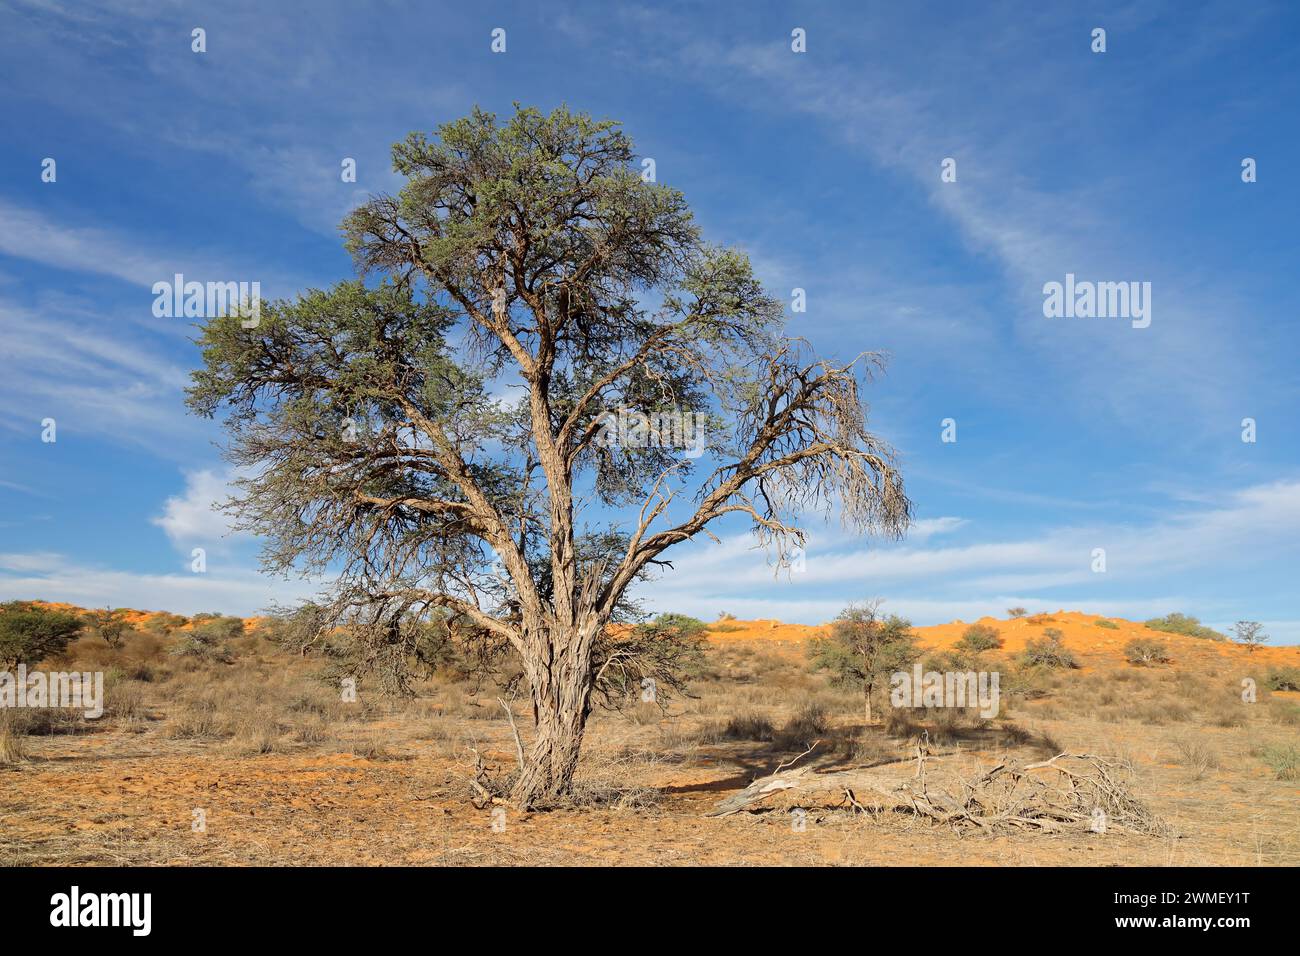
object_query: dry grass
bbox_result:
[1,611,1298,865]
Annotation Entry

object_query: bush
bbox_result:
[1173,736,1221,779]
[1019,629,1079,669]
[82,607,132,649]
[0,601,85,669]
[1256,743,1299,781]
[956,623,1002,653]
[775,702,830,749]
[141,613,187,637]
[1263,667,1300,692]
[1124,638,1170,666]
[721,713,774,741]
[170,618,240,664]
[1144,613,1226,641]
[1094,618,1119,629]
[1006,607,1027,619]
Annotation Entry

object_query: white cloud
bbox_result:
[0,552,321,617]
[634,480,1300,639]
[152,469,246,550]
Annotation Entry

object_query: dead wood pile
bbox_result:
[708,748,1168,836]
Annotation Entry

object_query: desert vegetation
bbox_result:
[1,602,1296,865]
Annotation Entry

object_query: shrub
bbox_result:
[170,619,238,664]
[1006,607,1027,619]
[141,613,187,636]
[721,713,773,741]
[1256,743,1299,781]
[775,701,830,749]
[1263,667,1300,692]
[1094,618,1119,629]
[1019,629,1079,669]
[0,710,26,765]
[956,623,1002,653]
[83,607,131,649]
[1173,736,1220,779]
[0,601,85,670]
[1124,638,1170,666]
[1144,613,1225,641]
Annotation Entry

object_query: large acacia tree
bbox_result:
[188,105,910,807]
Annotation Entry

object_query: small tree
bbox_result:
[1006,607,1028,619]
[956,623,1002,653]
[0,601,84,670]
[1233,621,1268,654]
[85,606,130,649]
[808,602,919,725]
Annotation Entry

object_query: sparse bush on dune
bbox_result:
[1019,628,1079,669]
[170,621,237,664]
[140,612,187,637]
[1144,612,1226,641]
[1124,638,1171,666]
[82,607,131,649]
[1094,619,1119,629]
[1263,667,1300,692]
[1006,607,1027,619]
[956,623,1002,653]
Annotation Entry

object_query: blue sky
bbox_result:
[1,1,1297,641]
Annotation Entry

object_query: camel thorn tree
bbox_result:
[187,105,911,807]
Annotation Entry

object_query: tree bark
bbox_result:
[509,618,600,807]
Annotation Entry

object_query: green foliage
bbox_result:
[649,614,707,638]
[83,606,131,649]
[808,603,920,702]
[1256,743,1299,781]
[0,601,84,670]
[170,616,244,664]
[1123,637,1170,666]
[592,614,708,710]
[1094,618,1119,629]
[956,623,1002,653]
[1019,629,1079,669]
[141,613,187,636]
[1144,613,1226,641]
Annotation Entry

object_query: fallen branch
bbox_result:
[707,751,1167,835]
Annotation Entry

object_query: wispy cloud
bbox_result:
[636,480,1300,640]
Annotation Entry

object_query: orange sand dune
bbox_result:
[24,601,264,632]
[705,610,1299,669]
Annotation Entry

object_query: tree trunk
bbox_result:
[509,619,599,807]
[864,688,873,726]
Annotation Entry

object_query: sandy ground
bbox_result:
[1,610,1296,866]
